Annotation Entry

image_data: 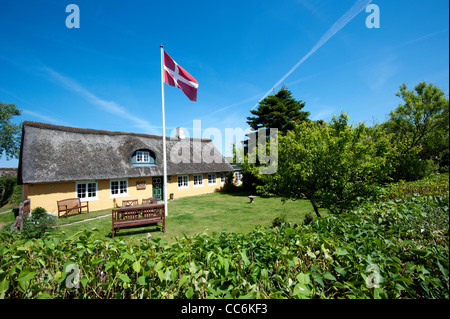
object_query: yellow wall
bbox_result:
[24,177,154,214]
[23,172,232,215]
[167,173,225,199]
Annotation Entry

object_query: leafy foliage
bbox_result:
[0,102,22,160]
[382,82,449,180]
[1,186,447,299]
[21,207,56,239]
[382,173,449,200]
[241,82,449,197]
[257,112,394,216]
[221,171,239,193]
[0,176,22,207]
[241,86,310,191]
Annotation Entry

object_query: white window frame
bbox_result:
[207,173,217,185]
[193,174,203,187]
[220,172,225,184]
[136,151,150,163]
[76,181,98,201]
[235,171,242,183]
[110,179,129,198]
[177,175,189,189]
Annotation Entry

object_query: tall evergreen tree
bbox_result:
[239,87,309,191]
[246,86,310,134]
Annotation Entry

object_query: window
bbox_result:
[132,150,156,166]
[193,174,203,187]
[110,179,128,197]
[220,172,225,184]
[136,151,150,163]
[208,173,217,185]
[76,181,98,201]
[235,171,243,183]
[177,175,189,189]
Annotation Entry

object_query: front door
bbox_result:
[152,177,163,201]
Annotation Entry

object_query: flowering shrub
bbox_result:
[21,207,56,239]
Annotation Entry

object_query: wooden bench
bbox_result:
[122,199,139,207]
[57,198,89,218]
[142,197,157,205]
[112,203,165,239]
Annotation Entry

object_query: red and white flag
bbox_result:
[162,50,198,101]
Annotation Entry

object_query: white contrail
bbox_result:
[42,66,160,134]
[252,0,373,109]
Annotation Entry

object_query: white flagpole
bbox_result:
[160,45,168,217]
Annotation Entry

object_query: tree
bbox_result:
[241,87,309,191]
[257,113,394,217]
[382,82,449,180]
[0,102,22,160]
[246,86,310,134]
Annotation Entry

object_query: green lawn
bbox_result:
[0,209,15,228]
[51,191,326,243]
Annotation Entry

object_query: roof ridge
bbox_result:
[22,121,212,142]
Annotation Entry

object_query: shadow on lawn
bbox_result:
[110,223,164,239]
[215,189,256,197]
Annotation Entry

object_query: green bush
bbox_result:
[271,214,287,228]
[10,184,22,206]
[392,156,438,182]
[257,113,395,216]
[221,171,241,193]
[0,176,21,207]
[303,213,314,226]
[0,177,16,206]
[0,192,447,299]
[383,173,449,200]
[21,207,56,239]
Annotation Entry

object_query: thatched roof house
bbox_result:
[18,121,235,213]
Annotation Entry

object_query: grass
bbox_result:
[48,191,325,243]
[0,208,15,228]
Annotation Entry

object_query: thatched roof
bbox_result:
[0,168,18,178]
[18,121,234,184]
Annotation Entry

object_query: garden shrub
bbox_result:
[303,213,314,226]
[0,192,447,299]
[271,214,287,228]
[21,207,56,239]
[383,173,449,201]
[10,184,22,206]
[221,171,242,193]
[0,177,16,206]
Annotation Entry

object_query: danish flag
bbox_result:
[162,50,199,101]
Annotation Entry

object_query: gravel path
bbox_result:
[54,213,110,227]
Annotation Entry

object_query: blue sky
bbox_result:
[1,0,449,168]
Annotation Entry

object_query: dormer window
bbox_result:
[136,151,150,163]
[132,149,156,166]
